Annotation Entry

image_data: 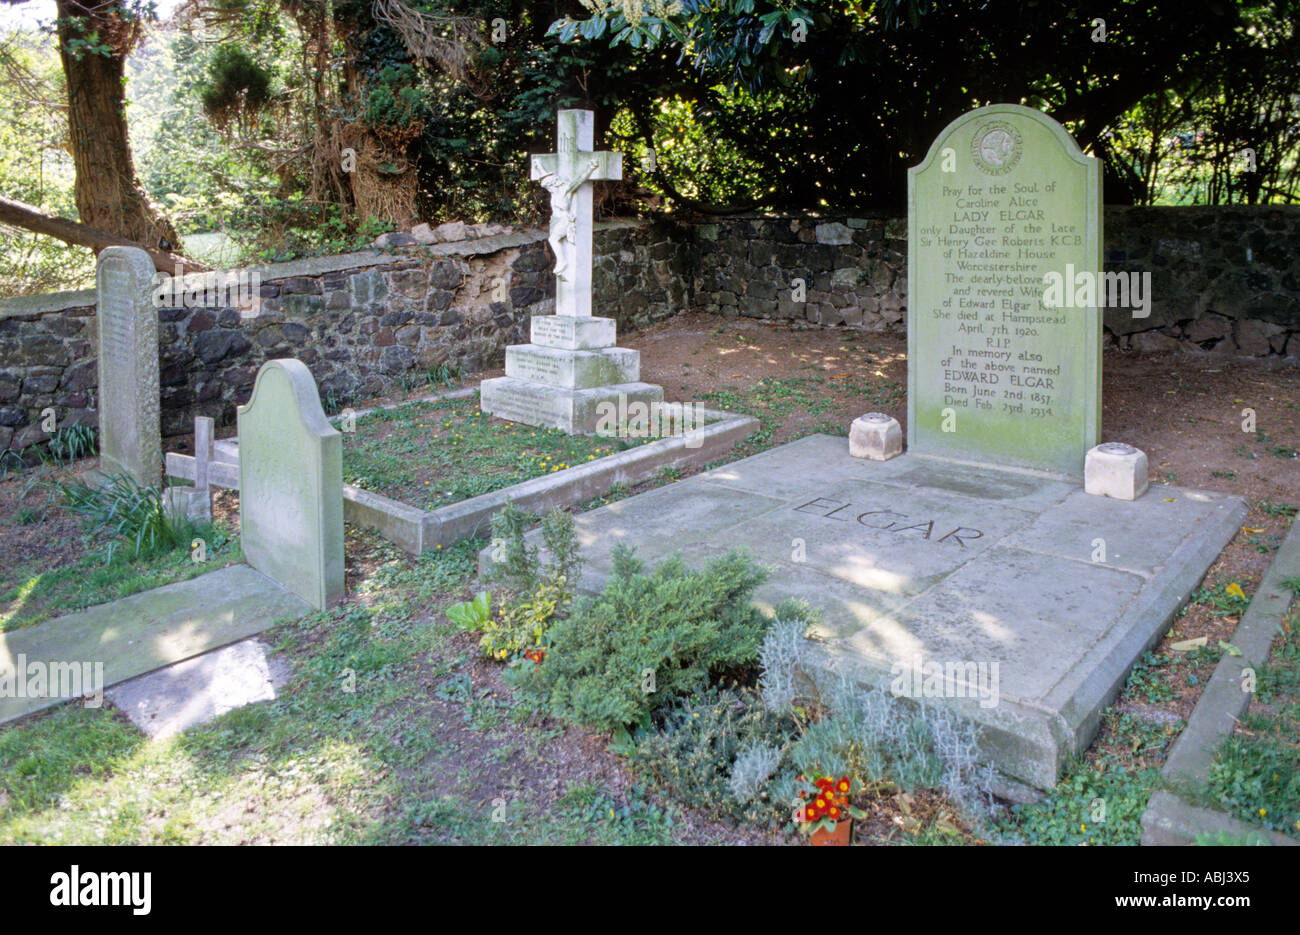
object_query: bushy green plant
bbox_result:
[774,678,995,826]
[728,740,783,804]
[731,622,999,830]
[57,474,194,563]
[479,578,569,662]
[513,545,769,731]
[631,686,794,827]
[758,614,811,713]
[484,501,540,594]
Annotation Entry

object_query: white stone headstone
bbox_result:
[95,246,161,486]
[238,359,344,610]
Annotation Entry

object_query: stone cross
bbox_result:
[530,109,622,318]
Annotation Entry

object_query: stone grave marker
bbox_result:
[95,246,161,486]
[238,359,344,610]
[480,108,663,433]
[485,434,1247,791]
[908,104,1102,476]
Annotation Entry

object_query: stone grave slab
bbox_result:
[908,104,1102,476]
[107,638,288,739]
[481,435,1247,790]
[238,359,344,611]
[0,565,310,725]
[94,246,161,486]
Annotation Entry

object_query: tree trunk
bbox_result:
[0,194,205,274]
[53,0,181,249]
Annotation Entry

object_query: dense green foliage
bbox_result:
[512,545,769,731]
[471,503,581,661]
[631,686,794,827]
[559,0,1300,209]
[3,0,1299,294]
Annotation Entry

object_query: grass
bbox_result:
[0,534,700,845]
[341,392,656,510]
[1206,605,1300,839]
[699,373,903,456]
[995,707,1173,845]
[0,521,241,631]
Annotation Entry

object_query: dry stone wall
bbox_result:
[1,208,1295,457]
[0,220,688,453]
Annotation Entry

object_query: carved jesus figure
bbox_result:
[538,159,600,280]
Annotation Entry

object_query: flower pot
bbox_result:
[810,820,852,846]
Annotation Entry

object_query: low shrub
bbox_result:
[631,687,794,828]
[511,545,769,732]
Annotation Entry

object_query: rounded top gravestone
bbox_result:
[237,359,344,611]
[907,104,1102,477]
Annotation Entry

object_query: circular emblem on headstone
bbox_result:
[970,121,1023,175]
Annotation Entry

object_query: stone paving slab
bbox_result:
[0,565,311,725]
[107,638,289,739]
[484,434,1247,789]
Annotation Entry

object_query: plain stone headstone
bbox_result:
[907,104,1102,475]
[95,246,161,486]
[238,359,344,610]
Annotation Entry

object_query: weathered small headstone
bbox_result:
[480,108,663,434]
[907,104,1102,475]
[238,359,344,610]
[95,246,161,486]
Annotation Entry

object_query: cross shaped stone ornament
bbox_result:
[478,107,661,435]
[530,109,622,318]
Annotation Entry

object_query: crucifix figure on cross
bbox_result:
[537,159,600,279]
[530,109,622,317]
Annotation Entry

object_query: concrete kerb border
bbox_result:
[1140,515,1300,846]
[165,390,759,555]
[421,405,757,551]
